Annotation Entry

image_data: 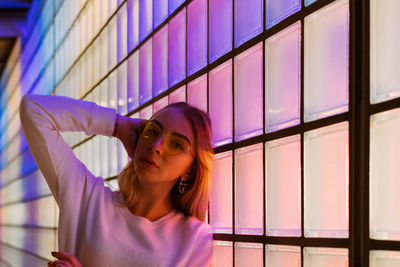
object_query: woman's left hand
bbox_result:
[48,251,83,267]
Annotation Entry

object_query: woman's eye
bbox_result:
[171,141,184,150]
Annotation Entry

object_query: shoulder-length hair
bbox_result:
[116,102,214,221]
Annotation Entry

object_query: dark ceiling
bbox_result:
[0,0,32,83]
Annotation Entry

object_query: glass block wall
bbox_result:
[0,0,399,266]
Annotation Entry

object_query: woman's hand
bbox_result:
[47,251,82,267]
[114,114,142,159]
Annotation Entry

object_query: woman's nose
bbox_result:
[151,137,164,155]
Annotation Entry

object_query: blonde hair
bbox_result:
[116,102,214,221]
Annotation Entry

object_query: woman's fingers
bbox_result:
[48,260,73,267]
[50,251,82,267]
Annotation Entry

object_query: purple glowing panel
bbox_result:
[153,0,168,29]
[265,22,301,133]
[266,0,301,29]
[127,51,139,111]
[139,0,153,42]
[153,25,168,97]
[117,3,128,63]
[209,60,233,146]
[168,9,186,87]
[305,0,318,6]
[169,0,185,15]
[188,74,207,112]
[187,0,207,76]
[304,0,349,122]
[234,0,263,47]
[127,0,139,52]
[139,39,153,105]
[209,0,233,63]
[234,43,263,141]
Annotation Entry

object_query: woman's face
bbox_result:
[133,107,195,185]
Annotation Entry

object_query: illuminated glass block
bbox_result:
[370,0,400,104]
[304,122,349,238]
[154,0,168,28]
[117,3,128,63]
[117,62,128,115]
[108,16,118,71]
[235,243,263,267]
[266,135,301,237]
[235,143,263,235]
[265,22,301,133]
[139,0,153,42]
[187,0,207,76]
[87,0,94,42]
[304,0,349,122]
[128,0,139,52]
[305,0,318,6]
[153,96,169,113]
[100,79,110,177]
[109,0,118,15]
[304,247,348,267]
[209,60,232,146]
[213,241,233,267]
[139,39,153,105]
[234,43,263,141]
[169,85,186,103]
[266,0,301,29]
[108,72,118,177]
[209,0,232,63]
[187,74,207,112]
[80,8,87,52]
[370,250,400,267]
[99,28,108,78]
[234,0,263,47]
[210,151,233,234]
[93,38,100,84]
[153,25,168,97]
[370,108,400,240]
[169,0,185,14]
[168,9,186,87]
[140,105,153,119]
[128,51,139,111]
[92,135,100,177]
[266,245,301,267]
[117,141,129,173]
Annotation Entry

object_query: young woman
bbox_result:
[19,94,214,267]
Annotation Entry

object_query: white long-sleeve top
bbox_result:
[19,94,214,267]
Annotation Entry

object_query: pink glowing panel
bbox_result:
[169,0,185,15]
[265,22,301,133]
[169,86,186,103]
[234,43,263,141]
[304,122,349,238]
[187,0,207,76]
[139,0,153,42]
[117,62,128,115]
[370,0,400,104]
[209,60,232,146]
[234,143,264,235]
[108,71,118,177]
[370,108,400,240]
[304,247,349,267]
[153,0,168,29]
[153,96,169,113]
[213,241,233,267]
[266,245,301,267]
[140,105,153,120]
[266,0,301,29]
[108,16,118,71]
[127,51,139,111]
[168,9,186,87]
[117,3,128,63]
[127,0,139,52]
[209,0,232,63]
[139,38,153,105]
[266,135,301,237]
[152,25,168,97]
[234,0,263,48]
[187,74,207,112]
[210,151,233,234]
[304,0,349,122]
[370,251,400,267]
[235,243,263,267]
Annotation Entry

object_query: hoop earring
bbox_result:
[179,177,189,194]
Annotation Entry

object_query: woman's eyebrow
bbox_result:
[152,119,191,145]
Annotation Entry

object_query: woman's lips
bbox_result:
[141,157,159,168]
